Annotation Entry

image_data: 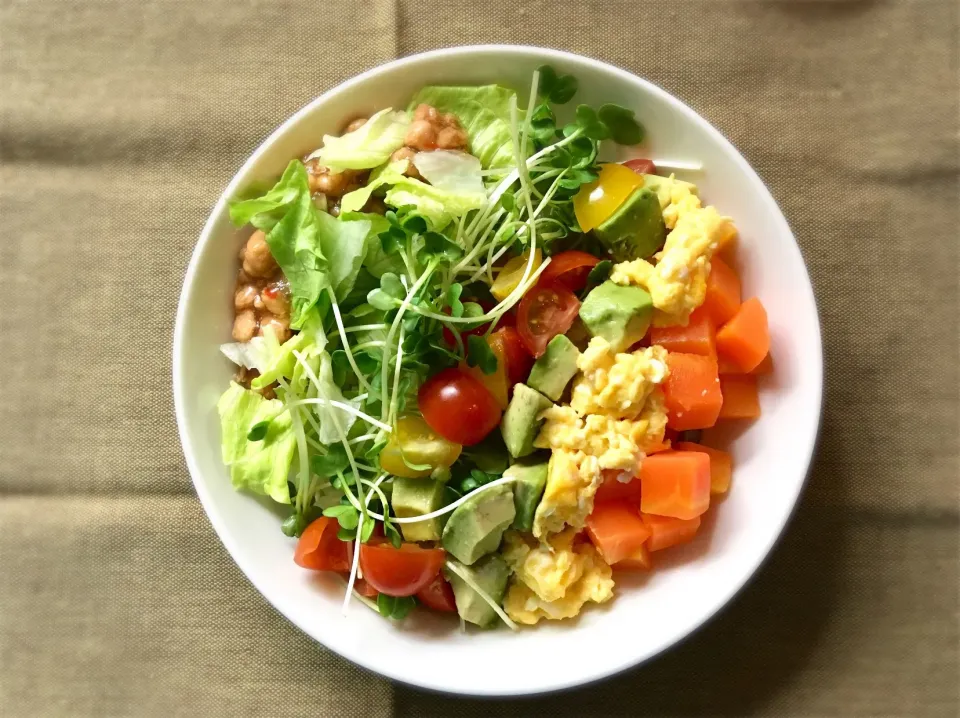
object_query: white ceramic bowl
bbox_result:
[174,45,822,697]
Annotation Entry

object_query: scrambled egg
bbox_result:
[530,448,602,537]
[571,337,668,419]
[502,529,614,625]
[532,392,669,537]
[611,179,737,327]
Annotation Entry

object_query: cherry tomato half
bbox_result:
[352,578,379,598]
[418,367,503,445]
[358,542,446,597]
[537,250,601,293]
[415,573,457,612]
[492,326,534,386]
[516,284,581,358]
[294,517,352,573]
[622,158,657,175]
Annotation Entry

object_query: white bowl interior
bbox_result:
[174,46,822,696]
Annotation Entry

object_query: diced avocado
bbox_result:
[441,483,516,564]
[527,335,581,401]
[443,555,510,628]
[594,187,666,261]
[579,280,653,352]
[641,173,697,208]
[505,459,549,532]
[391,477,448,542]
[500,384,552,458]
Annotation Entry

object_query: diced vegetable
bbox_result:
[700,256,741,325]
[294,518,352,572]
[378,415,462,479]
[640,513,702,551]
[358,542,446,597]
[674,442,733,494]
[649,308,716,356]
[585,501,652,565]
[573,163,644,232]
[662,352,723,430]
[536,250,601,293]
[491,251,542,302]
[461,333,510,409]
[616,543,652,570]
[717,351,772,376]
[639,451,711,520]
[716,297,769,372]
[594,469,643,504]
[718,375,762,420]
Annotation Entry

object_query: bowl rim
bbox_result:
[173,43,823,697]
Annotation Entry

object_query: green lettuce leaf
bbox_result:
[340,211,404,279]
[308,108,410,172]
[228,161,305,231]
[407,85,519,169]
[316,211,369,301]
[340,160,408,214]
[217,382,295,504]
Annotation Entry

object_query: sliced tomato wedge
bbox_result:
[418,367,502,445]
[415,573,457,612]
[492,325,534,386]
[516,284,581,357]
[352,578,379,598]
[622,158,657,175]
[294,517,352,573]
[358,542,446,597]
[537,250,600,293]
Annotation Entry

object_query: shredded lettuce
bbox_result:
[341,158,485,231]
[220,336,268,371]
[340,211,403,278]
[230,160,370,327]
[407,85,519,169]
[217,382,295,504]
[412,150,485,194]
[228,162,304,232]
[307,108,410,172]
[251,310,325,390]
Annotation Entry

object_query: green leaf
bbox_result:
[309,108,410,172]
[379,272,406,298]
[446,283,464,317]
[408,84,519,169]
[217,383,295,505]
[575,104,610,141]
[419,231,463,263]
[228,160,305,231]
[311,443,350,477]
[536,64,577,105]
[337,509,360,531]
[337,527,357,541]
[367,288,398,311]
[536,64,558,99]
[246,420,270,442]
[466,335,498,375]
[585,259,613,290]
[598,103,645,145]
[322,504,355,519]
[280,513,309,537]
[377,593,416,620]
[360,517,376,543]
[384,521,403,549]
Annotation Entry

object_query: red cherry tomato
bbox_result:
[442,299,494,347]
[294,518,352,573]
[415,573,458,612]
[623,158,657,175]
[537,250,601,293]
[516,285,581,358]
[418,367,503,445]
[352,578,379,598]
[492,326,533,385]
[358,542,446,597]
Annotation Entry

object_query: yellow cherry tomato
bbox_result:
[378,415,462,479]
[459,332,510,409]
[490,250,542,302]
[573,163,645,232]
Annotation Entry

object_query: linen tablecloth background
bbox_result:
[2,0,957,715]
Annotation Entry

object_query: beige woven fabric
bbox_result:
[1,0,957,715]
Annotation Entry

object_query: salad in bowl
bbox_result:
[216,64,772,630]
